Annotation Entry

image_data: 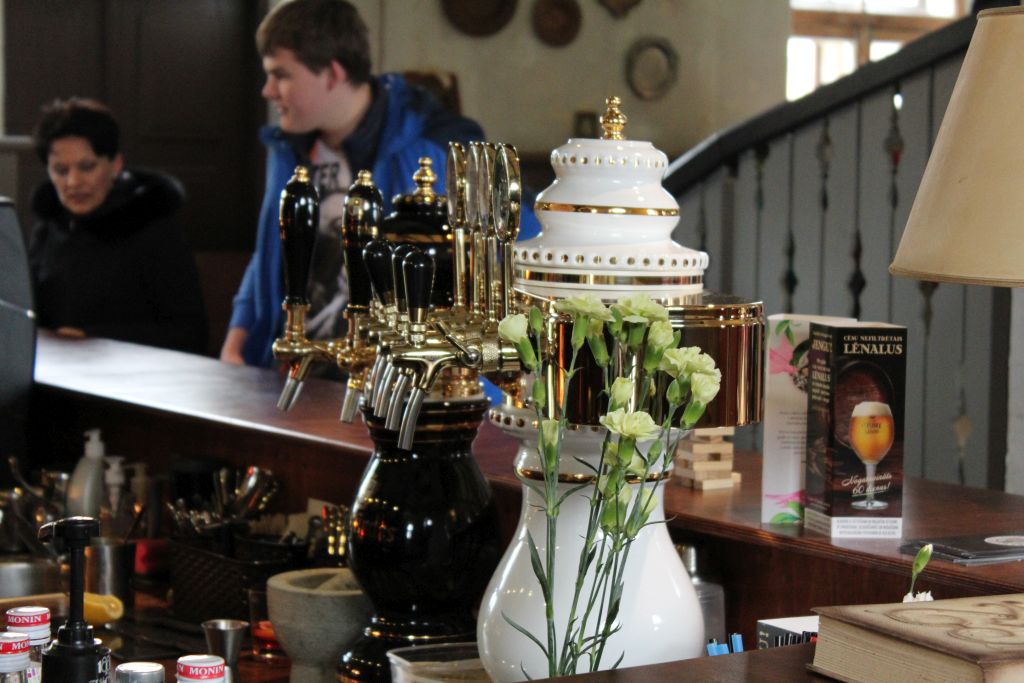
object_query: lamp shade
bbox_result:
[890,7,1024,287]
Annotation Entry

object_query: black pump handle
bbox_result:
[363,239,395,307]
[403,250,435,322]
[342,174,384,309]
[279,167,319,307]
[391,244,420,313]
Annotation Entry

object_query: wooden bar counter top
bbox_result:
[28,333,1024,680]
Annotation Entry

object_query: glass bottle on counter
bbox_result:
[0,632,30,683]
[114,662,164,683]
[174,655,223,683]
[676,543,727,645]
[5,607,50,682]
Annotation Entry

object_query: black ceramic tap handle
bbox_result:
[363,239,394,306]
[403,251,435,323]
[342,173,384,309]
[391,244,420,313]
[279,167,320,307]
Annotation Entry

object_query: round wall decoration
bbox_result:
[532,0,582,48]
[625,37,678,101]
[441,0,517,37]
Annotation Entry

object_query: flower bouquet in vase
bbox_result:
[477,293,722,681]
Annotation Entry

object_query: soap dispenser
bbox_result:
[101,457,134,539]
[67,431,105,518]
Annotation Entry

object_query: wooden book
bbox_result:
[810,593,1024,682]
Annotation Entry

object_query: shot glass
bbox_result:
[247,588,286,662]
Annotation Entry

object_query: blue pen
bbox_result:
[730,633,744,653]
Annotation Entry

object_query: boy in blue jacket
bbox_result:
[221,0,538,367]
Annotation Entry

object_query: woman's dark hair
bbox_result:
[256,0,371,84]
[33,98,120,163]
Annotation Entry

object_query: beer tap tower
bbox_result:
[356,97,764,679]
[273,161,501,682]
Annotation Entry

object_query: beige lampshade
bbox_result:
[890,7,1024,287]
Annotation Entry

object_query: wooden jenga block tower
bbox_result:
[675,427,740,491]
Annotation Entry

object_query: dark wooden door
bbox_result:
[4,0,266,252]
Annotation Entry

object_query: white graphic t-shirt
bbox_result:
[304,139,353,340]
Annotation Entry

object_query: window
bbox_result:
[787,0,968,101]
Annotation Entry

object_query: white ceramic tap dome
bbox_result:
[517,97,708,299]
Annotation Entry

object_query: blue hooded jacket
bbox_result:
[230,73,539,368]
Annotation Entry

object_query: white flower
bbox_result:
[600,409,661,441]
[691,370,722,404]
[612,294,669,324]
[556,294,613,321]
[498,314,529,344]
[659,346,700,378]
[609,377,634,410]
[688,352,717,376]
[647,320,674,353]
[902,591,934,603]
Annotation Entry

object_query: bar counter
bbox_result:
[28,333,1024,679]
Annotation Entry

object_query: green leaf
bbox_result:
[526,530,551,603]
[529,306,544,335]
[682,399,707,427]
[785,326,795,346]
[532,379,547,410]
[571,316,588,351]
[785,501,804,515]
[774,319,788,335]
[502,613,549,660]
[910,543,933,594]
[769,512,802,525]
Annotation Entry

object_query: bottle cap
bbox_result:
[176,654,224,682]
[5,606,51,645]
[84,428,105,458]
[105,456,126,487]
[0,632,29,673]
[115,661,165,683]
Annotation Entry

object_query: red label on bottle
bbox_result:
[176,662,225,679]
[6,612,48,627]
[0,635,29,654]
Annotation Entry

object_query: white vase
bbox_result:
[477,423,705,682]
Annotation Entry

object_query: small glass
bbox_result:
[246,588,286,662]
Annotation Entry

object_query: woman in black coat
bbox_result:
[28,98,207,354]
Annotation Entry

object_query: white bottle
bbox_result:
[5,606,50,682]
[0,631,30,683]
[175,655,223,683]
[101,457,135,539]
[67,429,106,518]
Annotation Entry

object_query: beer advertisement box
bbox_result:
[762,314,855,525]
[804,321,907,538]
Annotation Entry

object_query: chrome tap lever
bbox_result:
[466,143,488,321]
[397,387,427,451]
[277,356,314,411]
[374,362,398,417]
[384,369,412,432]
[446,143,470,314]
[474,142,500,323]
[365,353,386,405]
[492,144,522,321]
[340,384,362,423]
